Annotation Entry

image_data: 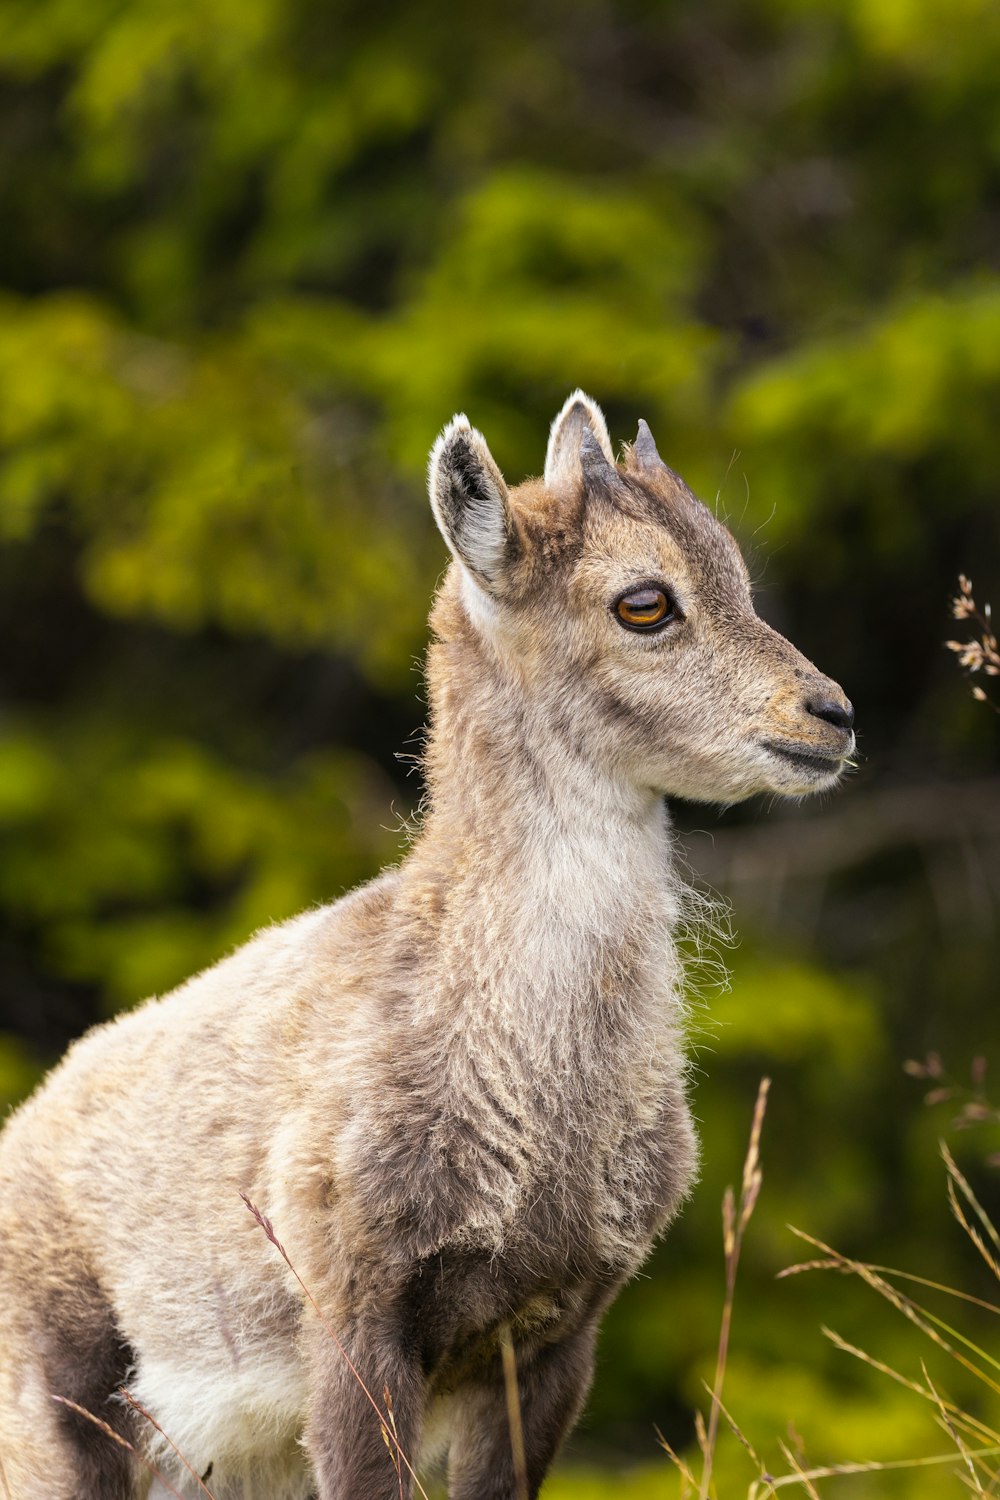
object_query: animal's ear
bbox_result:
[428,415,516,590]
[544,390,615,488]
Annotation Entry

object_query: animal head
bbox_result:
[428,391,854,804]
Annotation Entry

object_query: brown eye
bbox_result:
[615,587,674,631]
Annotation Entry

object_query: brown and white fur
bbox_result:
[0,394,854,1499]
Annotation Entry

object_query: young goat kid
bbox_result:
[0,394,854,1499]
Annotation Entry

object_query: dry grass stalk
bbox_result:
[773,1130,1000,1497]
[655,1423,698,1495]
[765,1446,1000,1489]
[241,1194,431,1500]
[694,1407,710,1471]
[946,575,1000,712]
[118,1388,218,1498]
[699,1382,777,1498]
[776,1440,823,1499]
[781,1225,1000,1395]
[921,1361,986,1498]
[820,1326,1000,1450]
[783,1255,1000,1319]
[49,1395,196,1500]
[381,1383,405,1500]
[697,1075,771,1500]
[499,1324,529,1500]
[941,1141,1000,1281]
[660,1077,1000,1497]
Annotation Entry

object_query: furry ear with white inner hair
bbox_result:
[429,414,517,591]
[544,389,615,488]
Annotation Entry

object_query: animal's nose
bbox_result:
[806,694,855,731]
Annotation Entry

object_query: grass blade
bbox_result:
[50,1396,200,1500]
[242,1194,431,1500]
[922,1362,985,1497]
[119,1389,218,1498]
[500,1325,529,1500]
[699,1077,770,1500]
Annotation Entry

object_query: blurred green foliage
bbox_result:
[0,0,998,1492]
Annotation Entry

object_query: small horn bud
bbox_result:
[634,418,662,470]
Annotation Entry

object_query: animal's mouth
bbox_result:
[762,740,849,776]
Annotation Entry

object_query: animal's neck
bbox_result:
[373,617,696,1254]
[404,627,684,1045]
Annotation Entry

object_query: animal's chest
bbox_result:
[359,1039,689,1261]
[380,1100,682,1374]
[506,1064,686,1245]
[403,1239,604,1395]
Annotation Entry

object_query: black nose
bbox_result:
[806,695,855,730]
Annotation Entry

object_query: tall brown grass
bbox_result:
[659,1073,1000,1498]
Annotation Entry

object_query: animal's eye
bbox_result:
[614,587,675,632]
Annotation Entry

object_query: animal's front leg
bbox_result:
[447,1323,598,1500]
[303,1315,426,1500]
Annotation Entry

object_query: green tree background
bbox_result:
[0,0,998,1493]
